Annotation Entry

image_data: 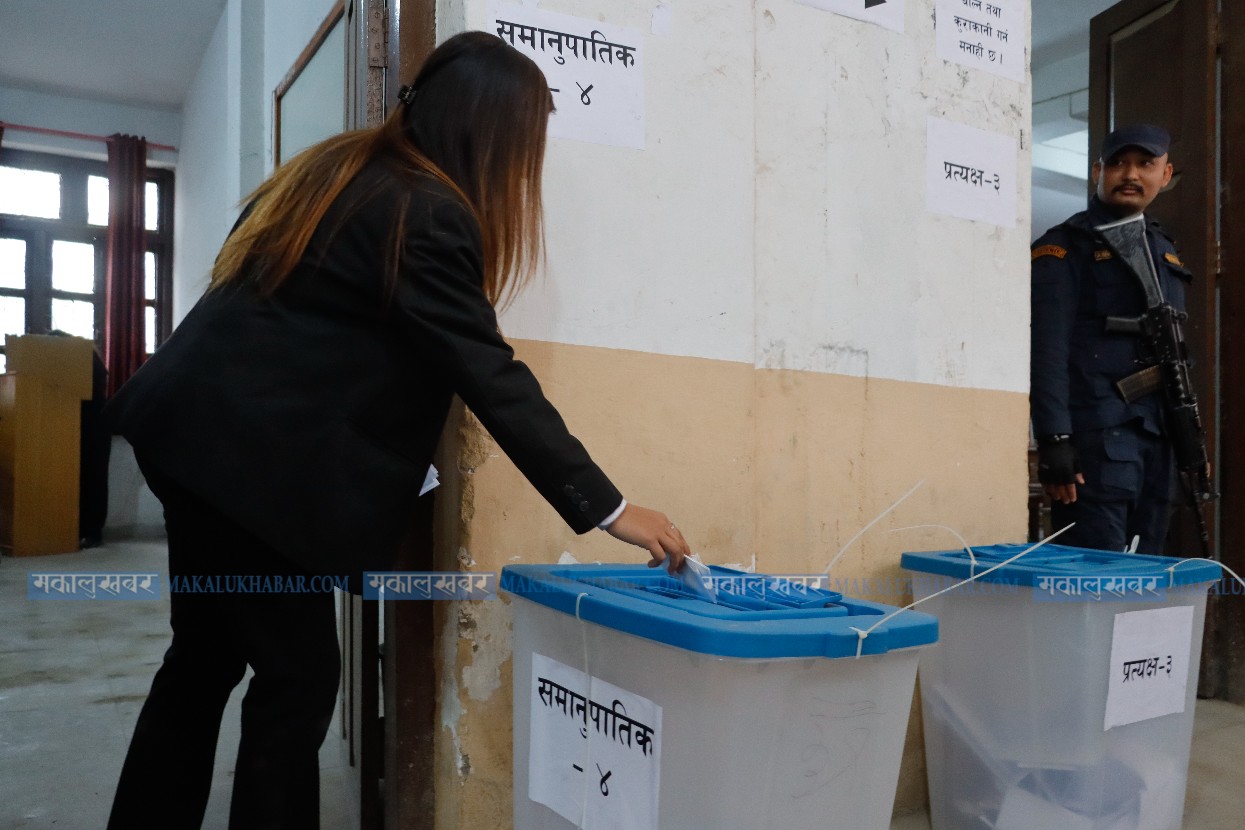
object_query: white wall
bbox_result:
[233,0,267,197]
[490,1,1031,394]
[171,0,339,322]
[754,2,1030,393]
[491,0,757,366]
[173,8,234,321]
[0,83,180,167]
[106,439,165,538]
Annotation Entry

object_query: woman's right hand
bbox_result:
[605,504,690,574]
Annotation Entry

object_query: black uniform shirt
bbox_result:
[1030,196,1193,438]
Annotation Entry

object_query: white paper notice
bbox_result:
[492,4,644,150]
[1103,605,1195,730]
[529,653,662,830]
[936,0,1023,82]
[796,0,905,33]
[926,116,1017,227]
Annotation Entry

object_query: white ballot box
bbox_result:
[501,564,939,830]
[902,544,1220,830]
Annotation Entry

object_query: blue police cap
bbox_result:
[1100,124,1171,161]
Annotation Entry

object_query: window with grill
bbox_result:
[0,148,173,372]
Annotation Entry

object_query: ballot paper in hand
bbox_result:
[678,554,717,604]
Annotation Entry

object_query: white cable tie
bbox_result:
[1221,562,1245,592]
[1127,535,1141,554]
[823,479,926,575]
[848,523,1076,658]
[889,523,978,573]
[848,626,868,659]
[575,591,591,829]
[1165,558,1245,592]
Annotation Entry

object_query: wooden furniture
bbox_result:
[0,334,95,556]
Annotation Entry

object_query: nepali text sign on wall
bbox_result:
[936,0,1023,82]
[926,115,1018,228]
[493,3,645,150]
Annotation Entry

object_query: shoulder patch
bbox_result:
[1094,250,1114,261]
[1164,251,1185,267]
[1032,244,1068,261]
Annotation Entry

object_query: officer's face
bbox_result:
[1092,149,1174,216]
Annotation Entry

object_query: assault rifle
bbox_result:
[1095,213,1217,557]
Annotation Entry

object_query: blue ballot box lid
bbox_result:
[900,543,1221,588]
[500,564,938,660]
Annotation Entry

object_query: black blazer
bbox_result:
[107,161,621,580]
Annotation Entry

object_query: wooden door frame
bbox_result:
[1218,2,1245,703]
[1089,0,1244,702]
[339,3,391,829]
[376,6,440,830]
[1089,0,1218,491]
[387,0,436,96]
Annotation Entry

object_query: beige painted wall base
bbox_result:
[432,339,1029,827]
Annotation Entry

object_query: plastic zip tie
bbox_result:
[889,524,978,577]
[575,592,592,829]
[1164,558,1245,592]
[823,479,925,575]
[849,523,1076,659]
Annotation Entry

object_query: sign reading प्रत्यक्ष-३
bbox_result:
[936,0,1023,83]
[795,0,905,34]
[529,652,662,830]
[1103,605,1195,730]
[925,115,1017,227]
[491,3,644,151]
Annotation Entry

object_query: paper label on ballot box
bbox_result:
[528,652,662,830]
[1103,605,1195,730]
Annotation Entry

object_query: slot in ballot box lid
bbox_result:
[901,543,1221,588]
[501,564,938,660]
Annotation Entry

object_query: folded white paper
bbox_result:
[677,554,718,604]
[420,465,439,496]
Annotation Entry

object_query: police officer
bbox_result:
[1031,124,1194,554]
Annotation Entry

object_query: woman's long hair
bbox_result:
[210,31,552,308]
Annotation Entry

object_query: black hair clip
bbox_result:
[397,85,417,106]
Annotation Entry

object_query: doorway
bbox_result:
[1031,0,1244,703]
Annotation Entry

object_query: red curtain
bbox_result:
[103,134,148,397]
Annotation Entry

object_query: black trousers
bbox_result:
[108,461,341,830]
[1051,421,1176,555]
[79,397,111,542]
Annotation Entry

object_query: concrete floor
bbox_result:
[1,540,358,830]
[2,540,1243,829]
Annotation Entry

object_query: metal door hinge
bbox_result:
[369,1,387,69]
